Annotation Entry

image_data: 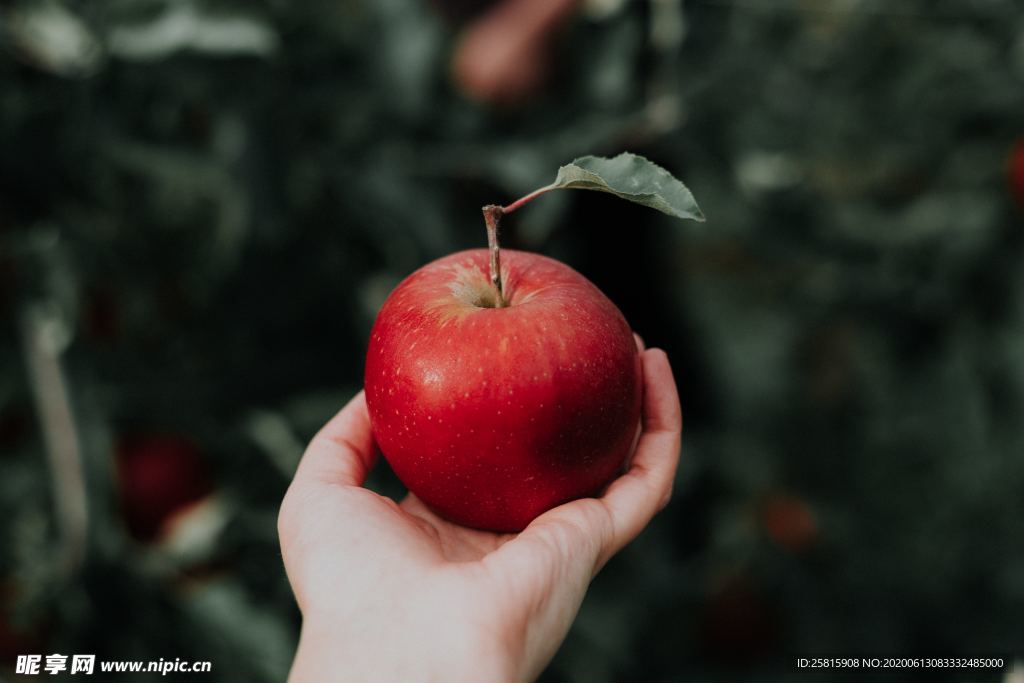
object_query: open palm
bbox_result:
[279,341,681,682]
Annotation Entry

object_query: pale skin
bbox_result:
[279,337,682,682]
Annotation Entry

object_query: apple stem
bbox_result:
[480,183,559,308]
[482,205,508,308]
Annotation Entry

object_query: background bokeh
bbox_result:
[3,0,1024,680]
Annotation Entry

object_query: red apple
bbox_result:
[116,434,214,541]
[365,248,642,532]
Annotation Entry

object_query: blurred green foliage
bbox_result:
[2,0,1023,680]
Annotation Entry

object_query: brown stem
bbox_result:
[482,182,561,307]
[482,205,507,307]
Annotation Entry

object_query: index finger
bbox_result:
[292,390,378,489]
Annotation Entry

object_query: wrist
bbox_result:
[289,608,521,682]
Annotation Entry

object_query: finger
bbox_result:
[598,349,681,562]
[488,349,681,584]
[292,391,378,489]
[399,492,430,515]
[633,332,645,353]
[485,496,613,600]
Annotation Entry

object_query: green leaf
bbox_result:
[550,152,705,222]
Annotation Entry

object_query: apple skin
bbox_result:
[365,248,642,532]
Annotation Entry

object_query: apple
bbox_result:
[116,434,214,541]
[364,153,703,531]
[365,248,642,531]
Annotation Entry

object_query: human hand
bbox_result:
[279,338,681,682]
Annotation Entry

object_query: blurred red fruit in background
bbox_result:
[451,0,580,107]
[116,434,214,542]
[1009,139,1024,212]
[760,493,818,554]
